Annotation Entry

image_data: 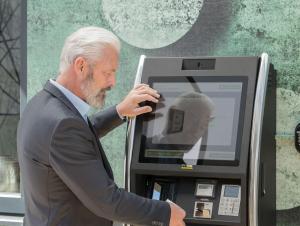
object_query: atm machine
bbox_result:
[125,53,276,226]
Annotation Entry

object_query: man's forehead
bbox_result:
[102,46,119,59]
[96,49,119,70]
[101,61,119,72]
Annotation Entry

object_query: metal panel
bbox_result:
[0,215,23,226]
[125,55,146,192]
[248,53,270,226]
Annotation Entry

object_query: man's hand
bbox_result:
[168,201,186,226]
[116,84,160,118]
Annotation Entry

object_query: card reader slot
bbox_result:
[147,177,177,201]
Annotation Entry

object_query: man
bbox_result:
[17,27,186,226]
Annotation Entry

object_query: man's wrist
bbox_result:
[116,104,126,121]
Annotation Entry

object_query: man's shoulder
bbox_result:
[22,89,83,129]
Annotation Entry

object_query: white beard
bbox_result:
[80,76,106,109]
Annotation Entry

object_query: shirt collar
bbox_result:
[50,79,90,120]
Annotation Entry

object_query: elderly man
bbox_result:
[17,27,185,226]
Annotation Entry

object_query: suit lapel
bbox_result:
[87,118,114,180]
[44,80,114,180]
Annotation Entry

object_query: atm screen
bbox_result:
[139,76,247,165]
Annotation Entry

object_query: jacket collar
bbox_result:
[43,80,83,119]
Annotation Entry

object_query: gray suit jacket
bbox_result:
[17,81,170,226]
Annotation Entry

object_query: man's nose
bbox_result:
[108,74,116,87]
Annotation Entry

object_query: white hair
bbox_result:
[59,26,121,73]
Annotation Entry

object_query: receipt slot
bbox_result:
[125,54,276,226]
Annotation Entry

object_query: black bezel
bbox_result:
[138,76,248,166]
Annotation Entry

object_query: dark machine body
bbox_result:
[125,54,276,226]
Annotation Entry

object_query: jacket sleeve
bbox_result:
[49,118,170,226]
[89,105,125,138]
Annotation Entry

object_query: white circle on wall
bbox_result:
[102,0,204,49]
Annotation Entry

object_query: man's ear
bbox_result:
[74,57,87,79]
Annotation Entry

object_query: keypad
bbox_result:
[218,185,241,216]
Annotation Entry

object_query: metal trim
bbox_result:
[124,55,146,192]
[20,0,27,115]
[0,195,24,214]
[0,215,23,226]
[248,53,270,226]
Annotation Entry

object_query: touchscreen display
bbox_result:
[139,76,247,165]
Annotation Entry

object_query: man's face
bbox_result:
[80,47,119,108]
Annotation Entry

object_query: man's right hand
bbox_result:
[168,201,186,226]
[116,84,160,118]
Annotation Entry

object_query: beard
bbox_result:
[80,71,110,109]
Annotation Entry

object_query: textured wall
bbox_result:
[28,0,300,225]
[102,0,204,49]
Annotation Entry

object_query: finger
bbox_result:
[136,87,160,98]
[178,220,186,226]
[136,94,159,103]
[135,84,157,93]
[134,83,149,89]
[134,106,152,116]
[182,210,186,219]
[176,222,184,226]
[182,209,187,218]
